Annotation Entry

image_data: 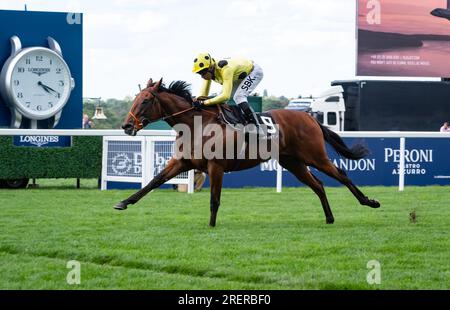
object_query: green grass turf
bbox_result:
[0,179,448,289]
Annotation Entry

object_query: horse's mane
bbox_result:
[160,80,193,104]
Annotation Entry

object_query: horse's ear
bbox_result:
[147,78,153,88]
[154,78,163,90]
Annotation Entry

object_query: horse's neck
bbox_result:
[161,94,220,129]
[160,94,195,127]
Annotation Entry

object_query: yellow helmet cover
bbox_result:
[192,53,215,73]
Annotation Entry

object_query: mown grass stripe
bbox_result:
[0,181,449,289]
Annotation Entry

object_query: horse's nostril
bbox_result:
[122,123,131,130]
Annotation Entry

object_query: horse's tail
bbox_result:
[318,122,369,160]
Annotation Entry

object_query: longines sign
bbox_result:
[13,135,72,147]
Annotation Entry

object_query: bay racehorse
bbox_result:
[116,78,380,226]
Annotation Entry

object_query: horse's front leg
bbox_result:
[114,158,191,210]
[207,162,224,227]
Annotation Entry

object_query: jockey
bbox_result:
[192,52,263,127]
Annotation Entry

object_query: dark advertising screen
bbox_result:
[357,0,450,77]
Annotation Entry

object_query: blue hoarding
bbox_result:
[204,137,450,188]
[105,137,450,190]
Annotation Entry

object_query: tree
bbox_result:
[83,97,133,129]
[262,95,289,111]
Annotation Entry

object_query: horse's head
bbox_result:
[122,78,163,136]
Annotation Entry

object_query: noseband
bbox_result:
[128,111,145,130]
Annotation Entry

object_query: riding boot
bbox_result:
[239,102,260,129]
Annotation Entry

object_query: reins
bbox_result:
[128,89,218,129]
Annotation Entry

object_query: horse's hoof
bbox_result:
[368,199,381,208]
[326,217,335,224]
[114,202,128,210]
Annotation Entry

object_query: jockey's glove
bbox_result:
[193,100,205,108]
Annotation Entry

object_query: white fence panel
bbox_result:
[101,136,146,190]
[101,134,194,192]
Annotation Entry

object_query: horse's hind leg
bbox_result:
[279,156,335,224]
[314,159,380,209]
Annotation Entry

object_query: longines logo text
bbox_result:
[19,135,58,147]
[29,67,50,76]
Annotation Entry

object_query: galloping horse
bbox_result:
[116,78,380,226]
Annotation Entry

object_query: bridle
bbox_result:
[127,89,216,130]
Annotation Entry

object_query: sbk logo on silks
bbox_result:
[241,75,256,91]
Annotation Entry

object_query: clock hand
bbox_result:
[37,81,51,94]
[38,81,58,93]
[38,81,61,96]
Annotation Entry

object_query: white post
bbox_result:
[147,137,155,189]
[187,169,195,194]
[276,160,282,193]
[399,137,405,191]
[141,138,148,187]
[101,137,108,190]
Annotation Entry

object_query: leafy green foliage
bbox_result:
[83,97,133,129]
[262,95,289,111]
[0,136,102,179]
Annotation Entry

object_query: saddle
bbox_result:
[218,104,248,126]
[216,104,278,138]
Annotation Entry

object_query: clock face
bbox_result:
[10,48,72,119]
